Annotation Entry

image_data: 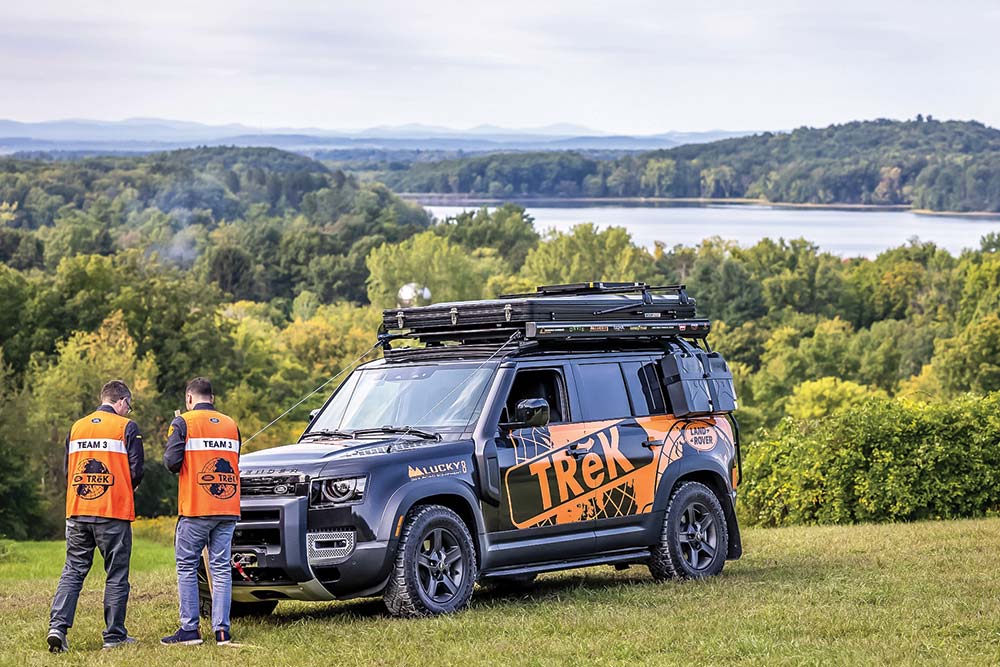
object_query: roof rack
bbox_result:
[500,282,692,303]
[379,281,710,348]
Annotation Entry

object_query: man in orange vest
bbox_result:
[47,380,144,653]
[161,377,241,646]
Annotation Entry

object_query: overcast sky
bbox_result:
[2,0,997,134]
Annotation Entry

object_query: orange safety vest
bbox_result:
[177,408,241,517]
[66,410,135,521]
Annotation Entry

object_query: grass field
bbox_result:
[2,518,1000,667]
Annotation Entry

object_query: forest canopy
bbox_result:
[367,118,1000,212]
[1,145,999,539]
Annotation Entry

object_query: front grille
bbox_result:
[241,474,302,496]
[233,528,280,547]
[241,509,280,522]
[306,530,355,563]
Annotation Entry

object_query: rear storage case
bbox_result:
[660,346,713,416]
[660,343,738,416]
[699,351,738,412]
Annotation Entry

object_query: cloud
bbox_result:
[1,0,997,133]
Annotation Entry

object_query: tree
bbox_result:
[40,208,114,267]
[433,204,540,270]
[27,311,159,525]
[519,224,653,286]
[0,350,45,539]
[0,201,16,224]
[641,158,678,197]
[201,245,262,300]
[365,231,496,308]
[784,377,885,420]
[929,314,1000,395]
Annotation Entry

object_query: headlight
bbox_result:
[310,476,367,507]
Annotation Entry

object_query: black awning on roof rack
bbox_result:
[380,281,710,347]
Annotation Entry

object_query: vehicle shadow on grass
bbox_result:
[266,558,842,624]
[269,568,706,623]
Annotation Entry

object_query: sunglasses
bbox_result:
[122,398,133,415]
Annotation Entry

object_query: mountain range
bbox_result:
[0,118,753,155]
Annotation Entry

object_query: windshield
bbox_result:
[307,362,496,436]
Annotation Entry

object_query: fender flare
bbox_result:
[654,455,742,559]
[377,478,488,559]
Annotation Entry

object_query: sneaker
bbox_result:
[47,628,69,653]
[160,628,203,645]
[102,636,138,650]
[214,629,232,645]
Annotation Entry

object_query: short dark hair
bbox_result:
[186,377,214,399]
[100,380,131,404]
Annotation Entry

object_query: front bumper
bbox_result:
[219,497,395,602]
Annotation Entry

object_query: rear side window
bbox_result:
[574,362,631,421]
[622,360,668,416]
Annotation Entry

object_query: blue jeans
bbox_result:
[175,517,237,633]
[50,519,132,642]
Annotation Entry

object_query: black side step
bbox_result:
[481,549,651,579]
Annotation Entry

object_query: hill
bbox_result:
[3,517,1000,665]
[373,118,1000,212]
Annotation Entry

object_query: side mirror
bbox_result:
[501,398,550,430]
[308,409,319,422]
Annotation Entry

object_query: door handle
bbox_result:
[566,445,588,458]
[642,439,663,448]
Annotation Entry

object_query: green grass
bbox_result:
[2,519,1000,666]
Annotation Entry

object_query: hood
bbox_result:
[240,437,445,477]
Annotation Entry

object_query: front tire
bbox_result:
[648,481,728,581]
[383,505,477,617]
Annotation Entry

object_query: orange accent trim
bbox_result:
[395,515,405,537]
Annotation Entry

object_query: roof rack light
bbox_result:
[525,319,711,341]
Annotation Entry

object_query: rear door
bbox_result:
[570,359,663,550]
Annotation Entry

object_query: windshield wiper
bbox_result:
[300,429,356,440]
[351,426,442,441]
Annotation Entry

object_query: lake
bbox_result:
[418,201,1000,258]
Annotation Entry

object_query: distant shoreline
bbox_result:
[403,194,1000,218]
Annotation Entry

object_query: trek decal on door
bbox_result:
[505,416,732,529]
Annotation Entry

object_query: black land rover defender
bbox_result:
[214,282,742,618]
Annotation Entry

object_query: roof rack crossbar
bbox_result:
[499,282,691,302]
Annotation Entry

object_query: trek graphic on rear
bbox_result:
[506,417,732,528]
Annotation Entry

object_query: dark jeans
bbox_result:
[49,518,132,642]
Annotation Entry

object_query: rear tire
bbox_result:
[648,481,728,581]
[383,505,477,617]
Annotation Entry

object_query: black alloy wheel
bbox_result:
[677,501,718,571]
[648,481,729,580]
[416,527,466,605]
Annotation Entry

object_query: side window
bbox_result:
[505,368,569,424]
[622,359,668,416]
[575,362,631,421]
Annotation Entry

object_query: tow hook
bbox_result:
[232,553,258,582]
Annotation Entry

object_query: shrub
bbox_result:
[741,393,1000,525]
[132,516,177,546]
